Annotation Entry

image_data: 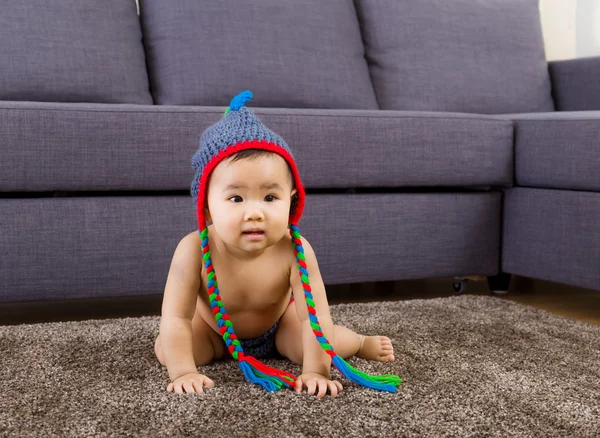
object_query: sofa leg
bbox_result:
[487,272,512,295]
[452,277,468,295]
[453,275,486,295]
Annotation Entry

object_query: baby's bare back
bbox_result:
[194,232,295,339]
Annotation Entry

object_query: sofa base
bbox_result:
[0,192,502,302]
[502,187,600,291]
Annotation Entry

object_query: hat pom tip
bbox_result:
[229,90,253,111]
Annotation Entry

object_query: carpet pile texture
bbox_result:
[1,295,598,437]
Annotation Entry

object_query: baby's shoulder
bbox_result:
[171,231,204,270]
[281,232,314,254]
[180,230,202,251]
[274,232,315,268]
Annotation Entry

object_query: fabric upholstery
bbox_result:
[0,197,195,303]
[503,188,600,291]
[505,112,600,191]
[138,0,377,109]
[303,193,502,284]
[355,0,554,114]
[0,0,152,104]
[0,102,514,192]
[0,193,501,302]
[549,57,600,111]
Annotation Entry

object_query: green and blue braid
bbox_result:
[199,227,297,392]
[289,225,402,392]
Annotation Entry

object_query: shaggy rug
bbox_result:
[0,295,598,438]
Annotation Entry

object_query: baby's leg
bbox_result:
[155,309,226,367]
[275,301,394,364]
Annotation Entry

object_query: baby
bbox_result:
[154,91,398,398]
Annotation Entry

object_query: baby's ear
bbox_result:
[290,190,298,216]
[204,207,212,223]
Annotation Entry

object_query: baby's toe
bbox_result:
[381,353,395,362]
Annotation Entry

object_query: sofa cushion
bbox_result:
[138,0,377,109]
[0,0,152,104]
[0,193,501,301]
[506,112,600,191]
[0,102,513,192]
[355,0,554,114]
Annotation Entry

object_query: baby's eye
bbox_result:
[229,196,243,203]
[264,195,277,202]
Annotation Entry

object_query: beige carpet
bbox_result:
[1,295,598,437]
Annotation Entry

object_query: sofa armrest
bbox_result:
[549,56,600,111]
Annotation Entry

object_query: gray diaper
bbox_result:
[238,319,281,359]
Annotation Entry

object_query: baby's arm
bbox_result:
[291,236,342,398]
[158,234,213,393]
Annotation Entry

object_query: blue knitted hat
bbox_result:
[191,90,305,228]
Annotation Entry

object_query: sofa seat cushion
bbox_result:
[504,112,600,192]
[0,102,513,192]
[139,0,377,109]
[0,0,152,104]
[355,0,554,114]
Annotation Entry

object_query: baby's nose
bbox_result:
[244,203,265,221]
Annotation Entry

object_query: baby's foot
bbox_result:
[356,335,395,362]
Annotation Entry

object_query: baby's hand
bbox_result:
[295,372,343,399]
[167,372,214,394]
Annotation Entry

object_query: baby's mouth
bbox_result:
[242,228,265,236]
[242,229,265,241]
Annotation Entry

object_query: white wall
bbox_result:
[540,0,600,60]
[575,0,600,58]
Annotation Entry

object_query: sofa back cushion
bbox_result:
[0,0,152,104]
[356,0,555,114]
[139,0,378,109]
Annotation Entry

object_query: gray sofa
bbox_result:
[1,0,598,304]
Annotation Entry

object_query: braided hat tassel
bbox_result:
[200,229,296,392]
[290,225,403,393]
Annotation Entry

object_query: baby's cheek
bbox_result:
[226,221,241,237]
[214,219,236,241]
[277,214,292,234]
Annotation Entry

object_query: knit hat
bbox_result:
[191,91,401,393]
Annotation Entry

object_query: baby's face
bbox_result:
[205,154,296,253]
